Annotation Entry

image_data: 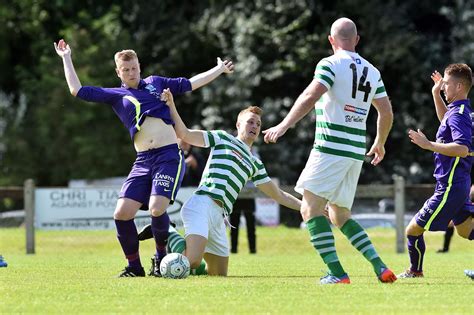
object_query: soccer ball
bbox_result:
[159,253,190,279]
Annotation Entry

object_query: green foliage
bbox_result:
[0,0,469,186]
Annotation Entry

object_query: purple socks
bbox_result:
[115,219,141,269]
[407,234,425,273]
[151,212,170,260]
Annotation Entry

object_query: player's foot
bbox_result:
[0,255,7,268]
[436,248,448,253]
[397,269,424,278]
[118,266,145,277]
[378,267,397,283]
[138,224,153,241]
[464,269,474,280]
[149,256,162,277]
[319,273,351,284]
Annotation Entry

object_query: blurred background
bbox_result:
[1,0,473,220]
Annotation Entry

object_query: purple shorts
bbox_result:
[415,180,472,231]
[119,144,185,209]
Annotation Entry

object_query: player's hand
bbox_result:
[408,129,432,150]
[431,70,444,95]
[54,39,71,58]
[160,88,175,107]
[217,57,234,74]
[262,124,288,144]
[366,143,385,166]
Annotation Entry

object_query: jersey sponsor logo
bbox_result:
[344,104,367,115]
[345,115,364,123]
[232,149,253,170]
[153,174,175,189]
[145,84,161,99]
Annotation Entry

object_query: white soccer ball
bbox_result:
[159,253,190,279]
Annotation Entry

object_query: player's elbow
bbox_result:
[458,146,469,158]
[70,88,78,97]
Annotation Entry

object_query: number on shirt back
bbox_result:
[350,63,372,102]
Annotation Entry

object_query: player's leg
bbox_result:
[329,204,396,282]
[399,181,468,278]
[437,221,454,253]
[397,218,426,278]
[148,195,171,276]
[203,253,229,276]
[453,212,474,240]
[229,205,241,254]
[302,190,348,283]
[114,197,144,277]
[184,234,208,269]
[296,151,352,284]
[167,226,207,275]
[148,145,186,276]
[244,206,257,254]
[202,206,231,276]
[181,194,213,272]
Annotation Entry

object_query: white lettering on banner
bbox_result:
[35,187,195,230]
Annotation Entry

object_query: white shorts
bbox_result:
[295,150,363,210]
[181,194,229,257]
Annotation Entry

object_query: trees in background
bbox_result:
[0,0,469,186]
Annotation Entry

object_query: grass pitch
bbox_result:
[0,226,473,314]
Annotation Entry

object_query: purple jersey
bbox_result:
[433,99,472,183]
[76,76,192,140]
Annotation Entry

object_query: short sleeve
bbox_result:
[449,111,472,147]
[155,76,192,95]
[373,76,388,99]
[314,59,335,90]
[251,159,271,186]
[203,130,223,148]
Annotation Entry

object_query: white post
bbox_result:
[393,175,405,253]
[24,179,35,254]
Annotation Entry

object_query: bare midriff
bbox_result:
[133,117,178,152]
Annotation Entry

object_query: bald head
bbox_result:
[328,17,359,52]
[330,18,357,40]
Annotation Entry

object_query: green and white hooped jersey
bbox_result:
[314,50,388,161]
[195,130,271,214]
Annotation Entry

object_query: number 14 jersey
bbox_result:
[313,50,388,161]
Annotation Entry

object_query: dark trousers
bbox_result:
[230,199,256,254]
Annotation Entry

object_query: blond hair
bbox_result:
[114,49,138,65]
[237,106,263,121]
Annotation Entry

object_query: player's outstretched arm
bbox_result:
[408,128,469,157]
[189,57,234,91]
[161,89,206,147]
[263,79,327,144]
[431,70,448,122]
[367,96,393,166]
[54,39,82,96]
[257,180,302,211]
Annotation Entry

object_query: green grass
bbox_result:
[0,226,473,314]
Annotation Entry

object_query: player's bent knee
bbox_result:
[149,207,166,217]
[455,228,470,239]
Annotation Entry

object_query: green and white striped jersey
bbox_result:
[195,130,271,214]
[313,50,388,161]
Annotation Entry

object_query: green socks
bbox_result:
[307,216,346,277]
[340,219,385,275]
[167,226,207,276]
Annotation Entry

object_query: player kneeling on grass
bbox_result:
[399,64,474,279]
[153,89,302,276]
